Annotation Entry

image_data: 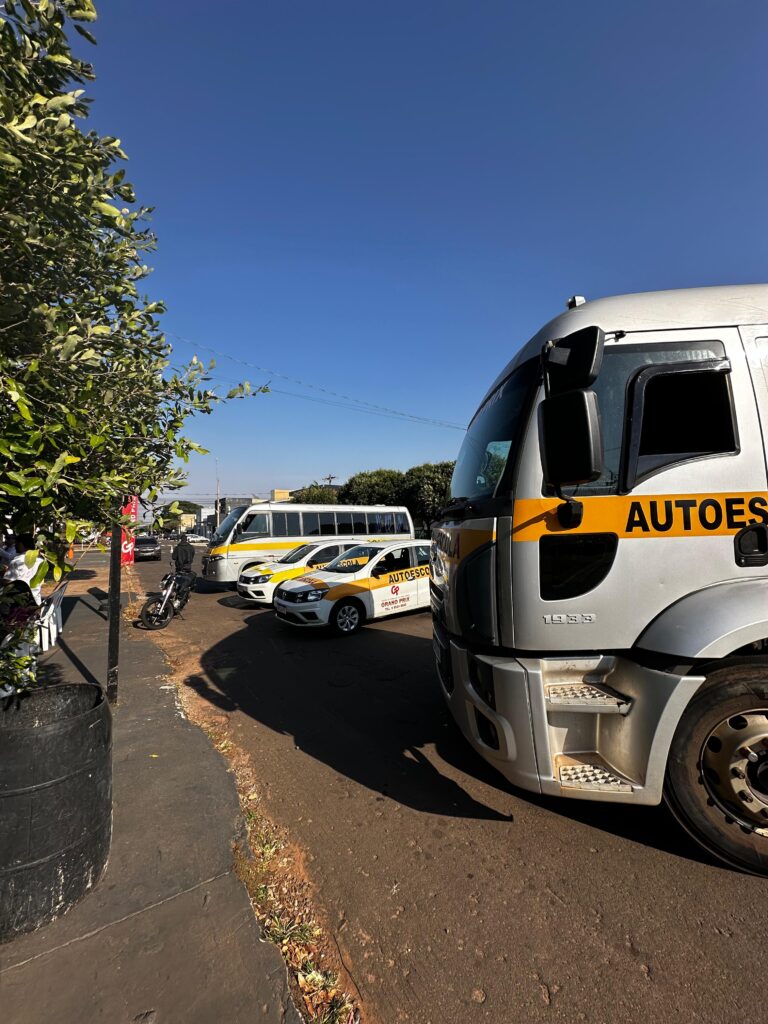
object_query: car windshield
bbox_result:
[280,544,316,564]
[135,537,157,546]
[324,545,384,573]
[451,359,537,501]
[209,506,247,545]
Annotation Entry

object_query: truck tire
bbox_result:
[664,663,768,876]
[330,599,364,636]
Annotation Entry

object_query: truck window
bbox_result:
[566,341,728,497]
[630,366,736,485]
[451,359,538,501]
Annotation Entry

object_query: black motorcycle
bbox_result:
[140,569,196,630]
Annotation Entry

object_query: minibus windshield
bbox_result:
[280,544,316,564]
[325,545,384,573]
[451,359,537,501]
[209,506,247,545]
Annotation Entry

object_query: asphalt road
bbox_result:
[132,552,767,1024]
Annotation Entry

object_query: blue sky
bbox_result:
[84,1,768,500]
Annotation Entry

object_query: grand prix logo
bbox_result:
[390,584,400,595]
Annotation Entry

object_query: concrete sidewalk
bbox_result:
[0,590,301,1024]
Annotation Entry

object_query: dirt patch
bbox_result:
[124,567,362,1024]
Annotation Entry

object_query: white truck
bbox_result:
[432,285,768,875]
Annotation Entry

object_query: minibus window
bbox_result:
[272,512,301,537]
[304,512,320,536]
[336,512,353,534]
[319,512,336,536]
[352,513,367,533]
[210,506,247,545]
[395,512,410,534]
[240,513,270,537]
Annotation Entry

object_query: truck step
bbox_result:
[556,755,634,794]
[545,682,631,714]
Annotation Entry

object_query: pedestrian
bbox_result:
[4,534,44,604]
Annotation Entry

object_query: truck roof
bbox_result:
[486,284,768,403]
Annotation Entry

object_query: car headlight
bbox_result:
[305,589,325,602]
[252,574,271,584]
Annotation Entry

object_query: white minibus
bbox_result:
[201,503,414,584]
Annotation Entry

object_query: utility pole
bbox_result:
[215,458,220,528]
[106,514,122,705]
[323,474,336,488]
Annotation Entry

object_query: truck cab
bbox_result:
[432,285,768,874]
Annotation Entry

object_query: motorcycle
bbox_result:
[140,569,196,630]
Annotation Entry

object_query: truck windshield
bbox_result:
[451,359,537,501]
[209,506,247,545]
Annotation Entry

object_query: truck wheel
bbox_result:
[330,599,364,636]
[664,663,768,876]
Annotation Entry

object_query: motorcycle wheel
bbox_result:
[140,596,175,630]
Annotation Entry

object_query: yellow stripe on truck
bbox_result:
[512,492,768,541]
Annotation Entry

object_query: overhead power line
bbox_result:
[167,331,466,431]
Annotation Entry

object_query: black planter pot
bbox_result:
[0,683,112,943]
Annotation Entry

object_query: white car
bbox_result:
[237,541,362,604]
[273,539,431,635]
[184,534,209,544]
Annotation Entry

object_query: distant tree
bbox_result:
[337,469,405,506]
[401,461,455,527]
[156,500,201,531]
[290,483,338,504]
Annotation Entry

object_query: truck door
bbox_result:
[510,328,768,652]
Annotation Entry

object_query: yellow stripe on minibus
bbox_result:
[512,492,768,541]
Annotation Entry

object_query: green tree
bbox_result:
[290,483,338,504]
[401,461,456,527]
[0,1,255,585]
[337,469,405,506]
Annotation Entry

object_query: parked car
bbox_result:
[274,539,431,635]
[184,534,209,544]
[133,536,162,561]
[237,540,362,604]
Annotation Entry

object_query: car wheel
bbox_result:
[665,662,768,876]
[330,599,364,636]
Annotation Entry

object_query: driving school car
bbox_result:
[273,540,431,635]
[236,541,363,604]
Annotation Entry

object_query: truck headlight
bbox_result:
[207,554,224,563]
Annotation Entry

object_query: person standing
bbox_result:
[4,534,44,604]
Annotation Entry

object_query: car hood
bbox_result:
[240,561,283,577]
[278,569,364,593]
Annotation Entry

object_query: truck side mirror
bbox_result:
[538,389,603,527]
[543,325,605,395]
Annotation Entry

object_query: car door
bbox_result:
[414,543,432,607]
[370,545,419,617]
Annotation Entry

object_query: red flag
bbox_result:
[120,495,139,565]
